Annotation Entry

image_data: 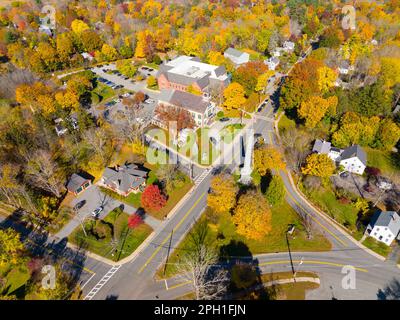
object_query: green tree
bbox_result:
[265,175,286,206]
[0,229,25,266]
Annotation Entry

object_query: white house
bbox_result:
[272,48,282,57]
[337,60,354,75]
[265,56,280,71]
[366,210,400,245]
[283,41,295,52]
[81,52,94,61]
[224,48,250,67]
[312,140,367,175]
[339,145,367,175]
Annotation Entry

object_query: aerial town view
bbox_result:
[0,0,399,307]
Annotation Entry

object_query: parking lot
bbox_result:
[90,63,160,100]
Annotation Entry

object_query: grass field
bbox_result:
[91,82,116,104]
[362,236,392,258]
[366,148,399,176]
[0,262,30,298]
[278,113,296,133]
[159,201,331,278]
[69,209,152,261]
[303,187,359,230]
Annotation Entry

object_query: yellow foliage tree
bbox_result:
[253,145,285,176]
[71,19,90,35]
[223,82,246,110]
[317,66,337,93]
[207,174,238,214]
[298,96,338,128]
[232,191,272,241]
[301,153,335,178]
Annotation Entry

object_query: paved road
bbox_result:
[79,85,400,300]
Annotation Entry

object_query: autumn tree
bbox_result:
[317,66,337,93]
[253,145,286,176]
[265,175,286,206]
[298,95,338,128]
[128,213,143,229]
[233,61,268,95]
[232,190,272,241]
[301,154,335,179]
[207,174,238,214]
[155,104,195,131]
[24,150,66,198]
[223,82,246,110]
[0,229,25,266]
[147,75,157,89]
[141,184,167,212]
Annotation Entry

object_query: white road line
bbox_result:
[81,272,96,290]
[84,265,121,300]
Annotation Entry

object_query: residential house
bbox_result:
[99,163,147,196]
[153,89,216,128]
[265,57,280,71]
[337,60,354,75]
[312,139,367,174]
[81,52,94,61]
[283,41,295,52]
[366,210,400,245]
[224,48,250,67]
[156,56,230,94]
[54,118,68,136]
[66,173,91,196]
[339,145,367,175]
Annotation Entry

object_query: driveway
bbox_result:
[55,185,161,239]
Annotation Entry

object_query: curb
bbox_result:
[274,114,386,262]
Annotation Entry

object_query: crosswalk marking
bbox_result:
[84,265,121,300]
[194,170,209,185]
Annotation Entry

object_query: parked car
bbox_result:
[122,92,132,98]
[123,76,129,80]
[103,110,110,118]
[115,85,124,89]
[141,66,149,70]
[91,206,104,218]
[73,200,86,211]
[144,98,155,104]
[219,117,230,122]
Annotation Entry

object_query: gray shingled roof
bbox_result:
[159,89,209,114]
[340,145,367,165]
[313,139,331,154]
[369,210,400,236]
[102,164,146,193]
[224,47,244,58]
[67,173,89,192]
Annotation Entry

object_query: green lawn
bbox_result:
[159,201,331,278]
[0,263,30,298]
[91,82,116,104]
[99,186,142,208]
[278,113,296,133]
[69,209,153,261]
[365,148,399,175]
[362,236,392,258]
[304,188,359,230]
[147,176,194,220]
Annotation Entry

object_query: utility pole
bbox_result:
[163,229,174,276]
[285,225,296,281]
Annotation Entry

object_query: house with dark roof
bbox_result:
[312,139,367,174]
[224,48,249,67]
[156,56,230,94]
[99,164,147,196]
[66,173,92,196]
[366,210,400,245]
[265,56,280,71]
[339,145,367,175]
[154,89,216,128]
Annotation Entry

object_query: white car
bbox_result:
[122,92,132,98]
[144,99,155,104]
[91,206,104,218]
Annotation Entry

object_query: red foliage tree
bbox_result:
[155,103,195,131]
[128,213,143,229]
[233,61,268,95]
[141,184,167,211]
